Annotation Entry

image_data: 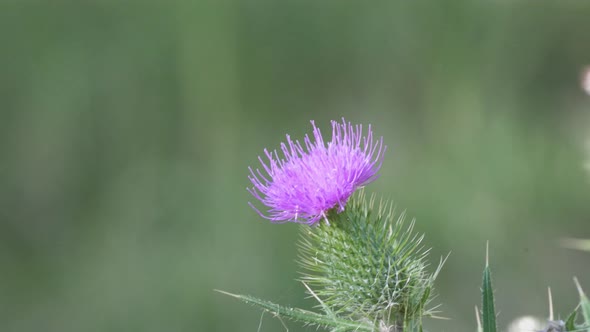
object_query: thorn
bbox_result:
[257,311,265,332]
[486,241,490,267]
[214,289,241,299]
[548,287,554,321]
[475,305,482,332]
[574,276,586,297]
[301,280,333,317]
[322,212,330,226]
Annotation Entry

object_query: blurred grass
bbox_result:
[2,1,590,331]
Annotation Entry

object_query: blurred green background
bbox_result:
[3,1,590,331]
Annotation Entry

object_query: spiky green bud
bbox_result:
[298,191,443,330]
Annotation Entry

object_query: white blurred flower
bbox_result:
[507,316,543,332]
[582,66,590,96]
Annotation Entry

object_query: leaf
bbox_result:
[482,243,497,332]
[574,278,590,332]
[565,309,577,331]
[216,290,373,332]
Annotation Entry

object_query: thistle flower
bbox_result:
[227,120,440,332]
[248,118,385,225]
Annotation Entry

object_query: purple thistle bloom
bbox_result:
[247,118,386,225]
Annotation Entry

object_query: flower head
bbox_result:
[247,118,386,225]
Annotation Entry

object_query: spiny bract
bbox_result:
[298,191,443,328]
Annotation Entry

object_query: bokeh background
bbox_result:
[3,1,590,331]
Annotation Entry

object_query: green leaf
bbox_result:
[216,290,373,332]
[482,243,497,332]
[565,309,577,331]
[574,278,590,332]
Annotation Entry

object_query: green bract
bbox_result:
[221,191,444,332]
[299,191,444,330]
